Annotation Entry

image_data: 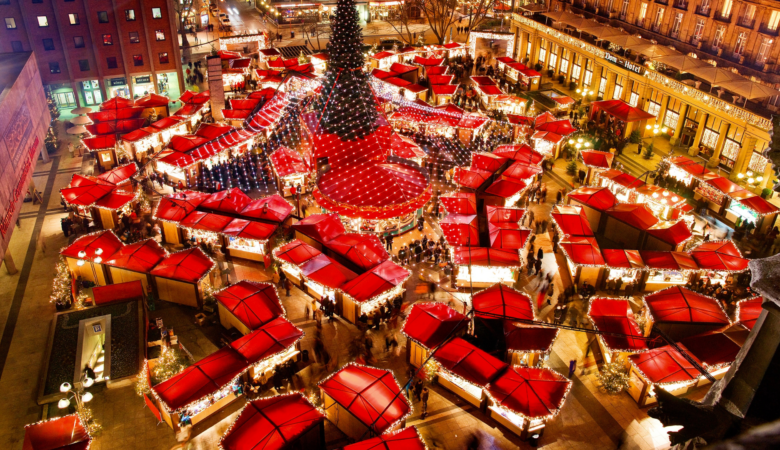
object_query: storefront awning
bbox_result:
[300,254,358,290]
[488,223,530,250]
[486,205,525,224]
[240,194,294,223]
[736,297,763,330]
[590,99,655,122]
[341,260,410,303]
[486,367,571,420]
[269,146,309,178]
[639,251,698,271]
[154,191,210,222]
[150,247,214,283]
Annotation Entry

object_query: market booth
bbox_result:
[627,346,700,407]
[580,150,614,184]
[104,238,167,291]
[214,280,286,335]
[736,297,763,330]
[273,239,322,286]
[150,317,303,432]
[566,186,618,232]
[318,364,411,441]
[600,249,646,292]
[60,230,124,286]
[560,236,605,289]
[690,240,750,286]
[343,427,427,450]
[504,323,559,366]
[452,247,522,287]
[587,298,648,366]
[472,283,535,352]
[639,250,698,291]
[149,248,217,308]
[433,337,508,408]
[340,260,410,323]
[219,393,325,450]
[269,146,311,197]
[23,414,92,450]
[402,302,467,367]
[588,99,655,139]
[60,171,138,231]
[485,367,571,440]
[551,205,594,237]
[642,286,731,341]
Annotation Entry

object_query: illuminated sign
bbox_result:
[603,53,645,75]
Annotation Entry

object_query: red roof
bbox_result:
[343,427,427,450]
[560,236,604,265]
[643,286,730,325]
[452,247,521,267]
[628,346,700,385]
[105,239,167,273]
[678,332,741,369]
[599,169,646,189]
[413,56,444,66]
[60,230,123,260]
[534,111,556,126]
[472,152,508,172]
[150,248,214,283]
[476,85,503,96]
[293,214,345,243]
[434,337,508,386]
[646,220,693,246]
[179,90,210,104]
[440,214,479,246]
[504,324,558,353]
[273,240,322,266]
[567,186,618,211]
[341,260,410,302]
[472,284,534,321]
[493,144,544,165]
[372,51,395,60]
[61,175,115,206]
[470,76,496,86]
[502,161,542,181]
[82,135,117,151]
[737,297,762,330]
[241,195,294,223]
[97,163,137,185]
[454,167,492,189]
[219,393,324,450]
[214,281,285,330]
[486,367,571,420]
[536,119,577,136]
[601,249,645,269]
[590,99,656,122]
[705,177,746,195]
[300,254,358,289]
[93,190,135,210]
[489,223,530,250]
[690,240,748,272]
[100,96,135,110]
[402,303,467,349]
[531,130,564,144]
[668,156,719,181]
[23,414,91,450]
[486,205,525,224]
[319,364,411,435]
[580,150,614,170]
[229,317,303,363]
[154,191,210,222]
[739,195,780,215]
[327,233,389,270]
[180,211,234,233]
[485,178,527,199]
[389,63,418,74]
[390,134,426,159]
[440,192,477,215]
[639,251,698,271]
[426,65,449,75]
[135,93,170,107]
[218,50,242,60]
[200,188,252,215]
[605,203,660,230]
[223,219,277,241]
[91,280,144,305]
[270,146,309,177]
[429,74,455,85]
[588,298,648,353]
[551,205,594,236]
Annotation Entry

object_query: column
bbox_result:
[207,55,225,121]
[706,122,730,168]
[729,136,757,183]
[655,94,669,129]
[3,253,17,275]
[670,104,687,146]
[688,113,707,156]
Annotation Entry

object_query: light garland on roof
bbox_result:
[641,285,732,326]
[484,368,572,424]
[628,354,702,393]
[468,31,515,60]
[735,296,762,326]
[505,325,560,355]
[213,279,288,320]
[438,368,484,399]
[154,247,217,284]
[219,34,268,51]
[24,414,94,446]
[586,297,649,355]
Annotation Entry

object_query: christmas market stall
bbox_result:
[726,191,780,234]
[494,56,541,90]
[440,192,478,215]
[119,126,162,163]
[214,280,285,335]
[470,76,504,109]
[551,205,594,237]
[600,249,646,290]
[430,74,458,105]
[678,331,743,388]
[504,323,559,366]
[472,283,535,351]
[689,240,750,286]
[269,146,311,197]
[440,213,479,247]
[642,286,731,341]
[310,53,328,75]
[60,173,139,230]
[452,247,522,287]
[339,260,410,323]
[433,337,508,408]
[603,203,692,251]
[390,133,427,165]
[534,119,577,159]
[149,248,217,308]
[342,427,428,450]
[370,51,398,71]
[627,346,702,407]
[736,297,763,330]
[588,99,655,139]
[560,236,605,288]
[82,135,119,170]
[60,230,124,286]
[639,250,699,291]
[580,150,614,184]
[493,144,545,166]
[23,414,92,450]
[485,367,571,440]
[566,186,618,232]
[273,240,323,286]
[104,239,167,291]
[318,364,411,440]
[219,393,325,450]
[401,302,467,367]
[587,298,648,365]
[135,93,172,118]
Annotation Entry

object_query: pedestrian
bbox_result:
[537,247,544,261]
[534,258,542,275]
[527,254,536,275]
[414,379,423,401]
[283,277,292,297]
[624,281,635,299]
[421,387,429,418]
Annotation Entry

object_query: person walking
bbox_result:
[414,379,423,401]
[537,247,544,261]
[283,277,292,297]
[421,387,430,418]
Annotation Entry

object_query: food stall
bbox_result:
[600,249,645,290]
[587,298,648,366]
[440,192,478,215]
[402,302,467,367]
[433,337,508,408]
[121,127,162,163]
[60,230,124,286]
[440,213,479,247]
[318,364,411,440]
[82,135,119,171]
[504,323,559,367]
[642,286,731,341]
[340,260,410,323]
[627,346,701,407]
[105,239,167,291]
[214,280,285,335]
[595,169,646,203]
[149,248,217,308]
[301,254,357,312]
[560,236,605,289]
[370,51,397,71]
[728,193,780,233]
[639,251,698,291]
[60,173,138,231]
[484,178,529,207]
[485,367,571,440]
[453,247,521,287]
[736,297,763,331]
[689,240,750,286]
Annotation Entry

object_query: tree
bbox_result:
[383,7,416,45]
[173,0,196,53]
[312,0,379,141]
[414,0,497,45]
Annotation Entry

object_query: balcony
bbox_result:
[758,24,780,37]
[737,16,756,29]
[695,6,711,17]
[714,11,732,23]
[673,0,688,10]
[655,0,668,5]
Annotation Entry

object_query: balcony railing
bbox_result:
[673,1,688,10]
[695,5,710,16]
[758,24,780,37]
[714,11,732,23]
[737,16,756,29]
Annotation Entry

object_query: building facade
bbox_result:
[511,0,780,191]
[0,0,184,109]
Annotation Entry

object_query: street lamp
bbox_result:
[58,378,94,412]
[645,123,668,137]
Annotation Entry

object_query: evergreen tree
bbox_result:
[313,0,378,141]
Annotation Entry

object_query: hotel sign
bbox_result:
[604,53,645,75]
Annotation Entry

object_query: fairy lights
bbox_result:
[484,368,573,424]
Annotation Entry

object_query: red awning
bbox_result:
[588,298,648,353]
[473,284,534,321]
[605,204,660,230]
[82,135,117,151]
[327,233,389,270]
[706,177,746,195]
[486,367,571,420]
[300,254,358,289]
[678,332,741,370]
[154,191,210,222]
[343,427,427,450]
[92,280,144,305]
[504,324,558,354]
[551,205,594,236]
[434,337,508,387]
[413,56,444,66]
[452,247,521,267]
[485,178,527,199]
[486,205,525,224]
[429,74,455,85]
[135,93,170,108]
[470,76,496,86]
[601,249,645,269]
[690,240,748,272]
[219,393,324,450]
[180,211,234,233]
[472,152,508,172]
[200,188,252,215]
[580,150,614,170]
[214,281,285,330]
[105,239,167,273]
[643,286,730,325]
[230,317,303,363]
[60,230,123,260]
[270,146,309,177]
[176,103,205,117]
[739,195,780,215]
[440,214,479,246]
[598,169,646,189]
[97,163,137,185]
[23,414,91,450]
[628,346,700,385]
[669,156,719,181]
[222,219,277,241]
[241,195,294,223]
[476,85,503,96]
[318,364,411,435]
[179,90,210,104]
[390,134,426,159]
[736,297,762,330]
[493,144,544,165]
[293,214,345,243]
[61,175,116,206]
[590,99,656,122]
[402,303,467,350]
[454,167,492,189]
[639,251,698,271]
[646,220,693,246]
[150,248,214,283]
[341,260,410,302]
[567,186,618,211]
[440,192,477,215]
[502,161,542,181]
[560,236,604,265]
[536,119,577,136]
[93,190,135,210]
[273,240,322,266]
[488,223,530,250]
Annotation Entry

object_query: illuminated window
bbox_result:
[5,18,15,29]
[719,139,739,169]
[152,8,162,19]
[700,128,719,149]
[37,16,48,27]
[129,32,140,43]
[69,13,79,25]
[768,11,780,31]
[647,101,661,117]
[159,52,169,64]
[664,110,679,130]
[748,152,768,174]
[133,54,143,66]
[156,30,165,41]
[103,34,113,45]
[125,10,136,21]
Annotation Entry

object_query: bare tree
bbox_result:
[414,0,498,44]
[173,0,196,50]
[304,23,330,51]
[462,0,501,39]
[383,8,416,45]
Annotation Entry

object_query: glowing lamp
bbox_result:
[57,398,70,409]
[60,382,71,393]
[568,139,574,145]
[737,173,745,179]
[94,256,102,264]
[652,192,659,198]
[662,191,669,197]
[78,251,86,258]
[82,392,93,403]
[757,176,764,182]
[77,260,85,267]
[748,178,755,184]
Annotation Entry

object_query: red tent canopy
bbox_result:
[473,284,534,321]
[453,167,492,189]
[598,169,646,189]
[646,220,693,246]
[486,367,571,420]
[429,74,455,85]
[223,219,277,241]
[200,188,252,215]
[390,134,426,159]
[736,297,762,330]
[590,99,656,122]
[470,76,496,86]
[180,211,234,233]
[472,152,508,172]
[639,251,698,271]
[241,195,294,223]
[327,233,389,270]
[413,56,444,66]
[219,393,324,450]
[643,286,730,325]
[504,324,558,354]
[93,190,135,210]
[628,346,700,385]
[270,147,309,178]
[502,161,542,181]
[154,191,210,222]
[82,135,117,151]
[179,90,210,104]
[440,192,477,215]
[452,247,521,267]
[560,236,605,265]
[61,176,116,206]
[669,156,719,181]
[300,254,358,289]
[273,240,322,266]
[150,116,184,131]
[214,281,285,330]
[567,186,618,211]
[341,260,410,302]
[534,111,556,126]
[739,195,780,215]
[536,119,577,136]
[580,150,614,170]
[601,249,645,269]
[105,239,167,273]
[706,177,746,195]
[605,204,659,230]
[343,427,427,450]
[293,214,346,243]
[486,205,525,224]
[92,280,145,305]
[485,178,527,199]
[551,205,594,236]
[434,337,508,386]
[440,214,479,246]
[218,50,242,60]
[402,303,467,350]
[122,127,157,142]
[150,248,214,283]
[678,332,741,370]
[319,364,411,435]
[427,65,449,76]
[230,317,303,363]
[60,230,123,260]
[97,163,137,185]
[493,144,544,165]
[23,414,91,450]
[588,298,648,353]
[489,223,530,250]
[531,130,564,144]
[135,93,170,108]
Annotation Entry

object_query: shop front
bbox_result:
[368,1,405,21]
[156,72,181,100]
[48,83,77,108]
[106,77,130,99]
[79,80,104,106]
[132,75,155,98]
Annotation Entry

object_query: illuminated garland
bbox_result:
[399,302,463,352]
[505,326,560,356]
[24,414,94,446]
[213,279,289,321]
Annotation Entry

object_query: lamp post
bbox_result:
[76,248,103,285]
[567,136,592,160]
[58,378,94,413]
[736,171,763,189]
[642,123,668,156]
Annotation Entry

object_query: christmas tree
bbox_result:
[596,359,630,394]
[312,0,378,141]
